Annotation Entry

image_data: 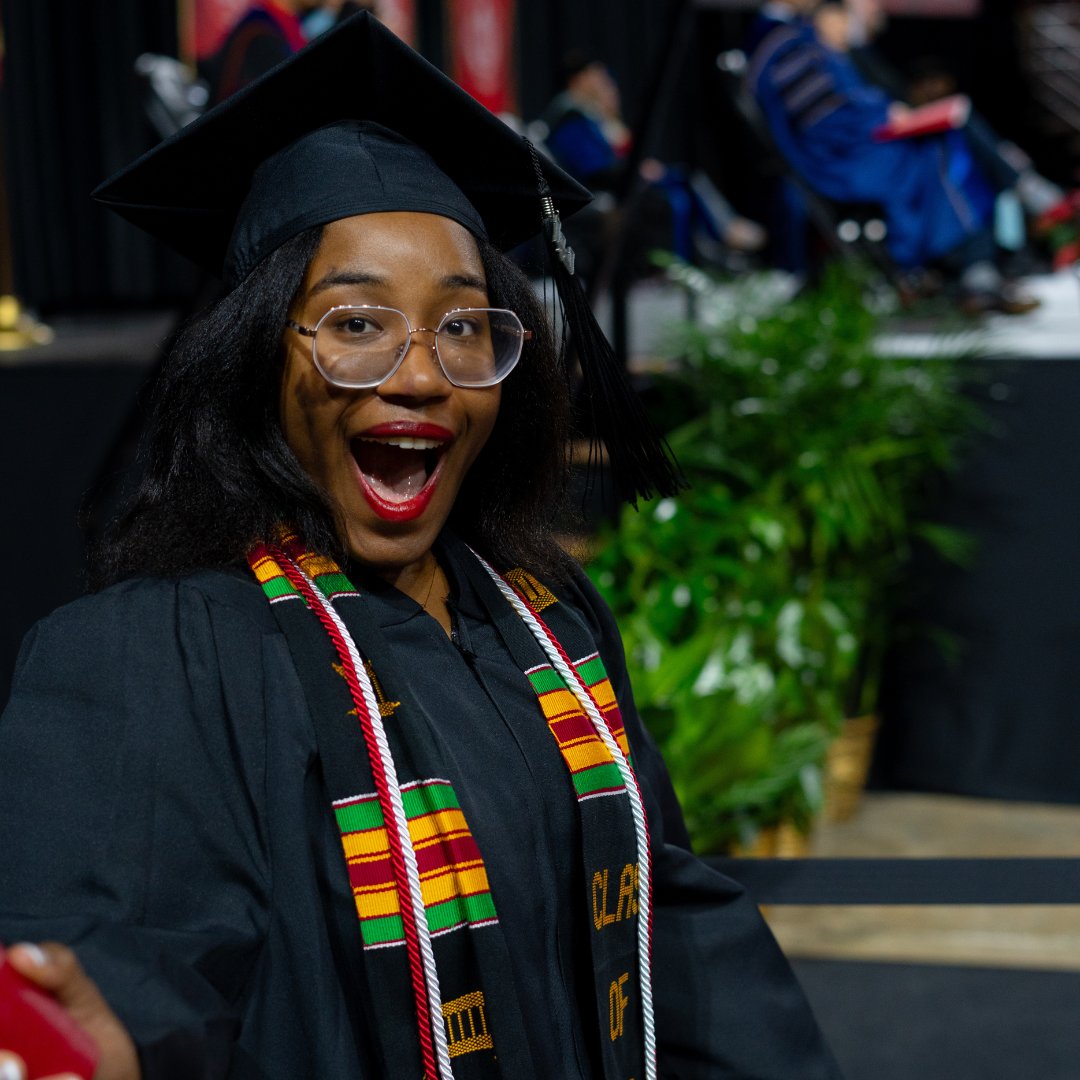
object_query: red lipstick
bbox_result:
[361,421,453,440]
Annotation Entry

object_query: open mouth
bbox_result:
[350,434,448,520]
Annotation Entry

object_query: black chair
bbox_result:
[715,49,899,285]
[134,53,210,139]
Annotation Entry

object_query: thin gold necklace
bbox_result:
[420,558,441,613]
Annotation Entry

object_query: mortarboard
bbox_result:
[93,10,681,504]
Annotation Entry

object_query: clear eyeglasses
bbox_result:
[285,305,533,389]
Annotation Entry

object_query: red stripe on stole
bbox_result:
[541,684,626,746]
[346,831,485,891]
[348,854,394,891]
[547,711,599,747]
[595,693,622,719]
[604,708,626,737]
[415,832,483,876]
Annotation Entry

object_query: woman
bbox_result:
[0,13,840,1080]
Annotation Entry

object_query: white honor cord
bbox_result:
[473,552,658,1080]
[287,555,455,1080]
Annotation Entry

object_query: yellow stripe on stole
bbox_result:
[413,828,472,854]
[587,679,630,756]
[537,688,581,724]
[354,864,492,917]
[588,678,617,709]
[561,738,614,773]
[296,552,341,577]
[250,554,284,583]
[408,807,469,846]
[355,882,401,918]
[419,864,492,907]
[341,811,477,860]
[542,683,621,733]
[342,828,391,861]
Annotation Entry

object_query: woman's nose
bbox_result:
[379,329,451,398]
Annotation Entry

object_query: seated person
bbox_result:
[201,0,310,104]
[542,52,765,279]
[747,0,1036,312]
[830,0,1071,260]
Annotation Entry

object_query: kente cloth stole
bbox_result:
[248,531,656,1080]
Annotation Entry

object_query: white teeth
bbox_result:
[359,436,443,450]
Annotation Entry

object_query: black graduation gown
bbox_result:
[0,553,841,1079]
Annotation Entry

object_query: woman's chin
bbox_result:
[340,508,446,579]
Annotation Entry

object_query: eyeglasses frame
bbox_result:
[285,304,533,390]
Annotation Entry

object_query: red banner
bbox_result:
[182,1,419,62]
[446,0,517,116]
[380,0,418,46]
[183,0,251,61]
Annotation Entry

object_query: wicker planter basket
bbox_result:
[823,714,880,823]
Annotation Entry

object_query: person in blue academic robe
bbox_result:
[746,0,1002,287]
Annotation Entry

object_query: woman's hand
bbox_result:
[2,944,140,1080]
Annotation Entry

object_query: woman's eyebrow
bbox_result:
[309,270,386,296]
[309,271,488,297]
[443,273,488,293]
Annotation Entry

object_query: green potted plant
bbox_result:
[588,262,978,853]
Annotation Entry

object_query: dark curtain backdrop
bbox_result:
[1,0,201,313]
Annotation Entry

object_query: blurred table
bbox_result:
[874,351,1080,803]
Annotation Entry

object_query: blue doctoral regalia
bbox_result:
[745,8,994,268]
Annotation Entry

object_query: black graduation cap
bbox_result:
[94,10,681,504]
[94,11,590,284]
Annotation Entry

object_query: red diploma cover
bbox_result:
[0,946,100,1080]
[872,94,971,141]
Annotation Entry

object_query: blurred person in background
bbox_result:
[202,0,311,103]
[748,0,1041,312]
[542,52,766,280]
[829,0,1074,268]
[299,0,378,39]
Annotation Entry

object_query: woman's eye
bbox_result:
[336,313,382,335]
[443,317,481,338]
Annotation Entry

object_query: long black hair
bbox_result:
[90,224,574,588]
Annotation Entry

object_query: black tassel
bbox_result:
[527,144,684,507]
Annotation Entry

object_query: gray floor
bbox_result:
[767,793,1080,1080]
[766,793,1080,971]
[794,957,1080,1080]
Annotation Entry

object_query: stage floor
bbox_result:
[877,268,1080,359]
[593,267,1080,369]
[765,791,1080,972]
[768,791,1080,1080]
